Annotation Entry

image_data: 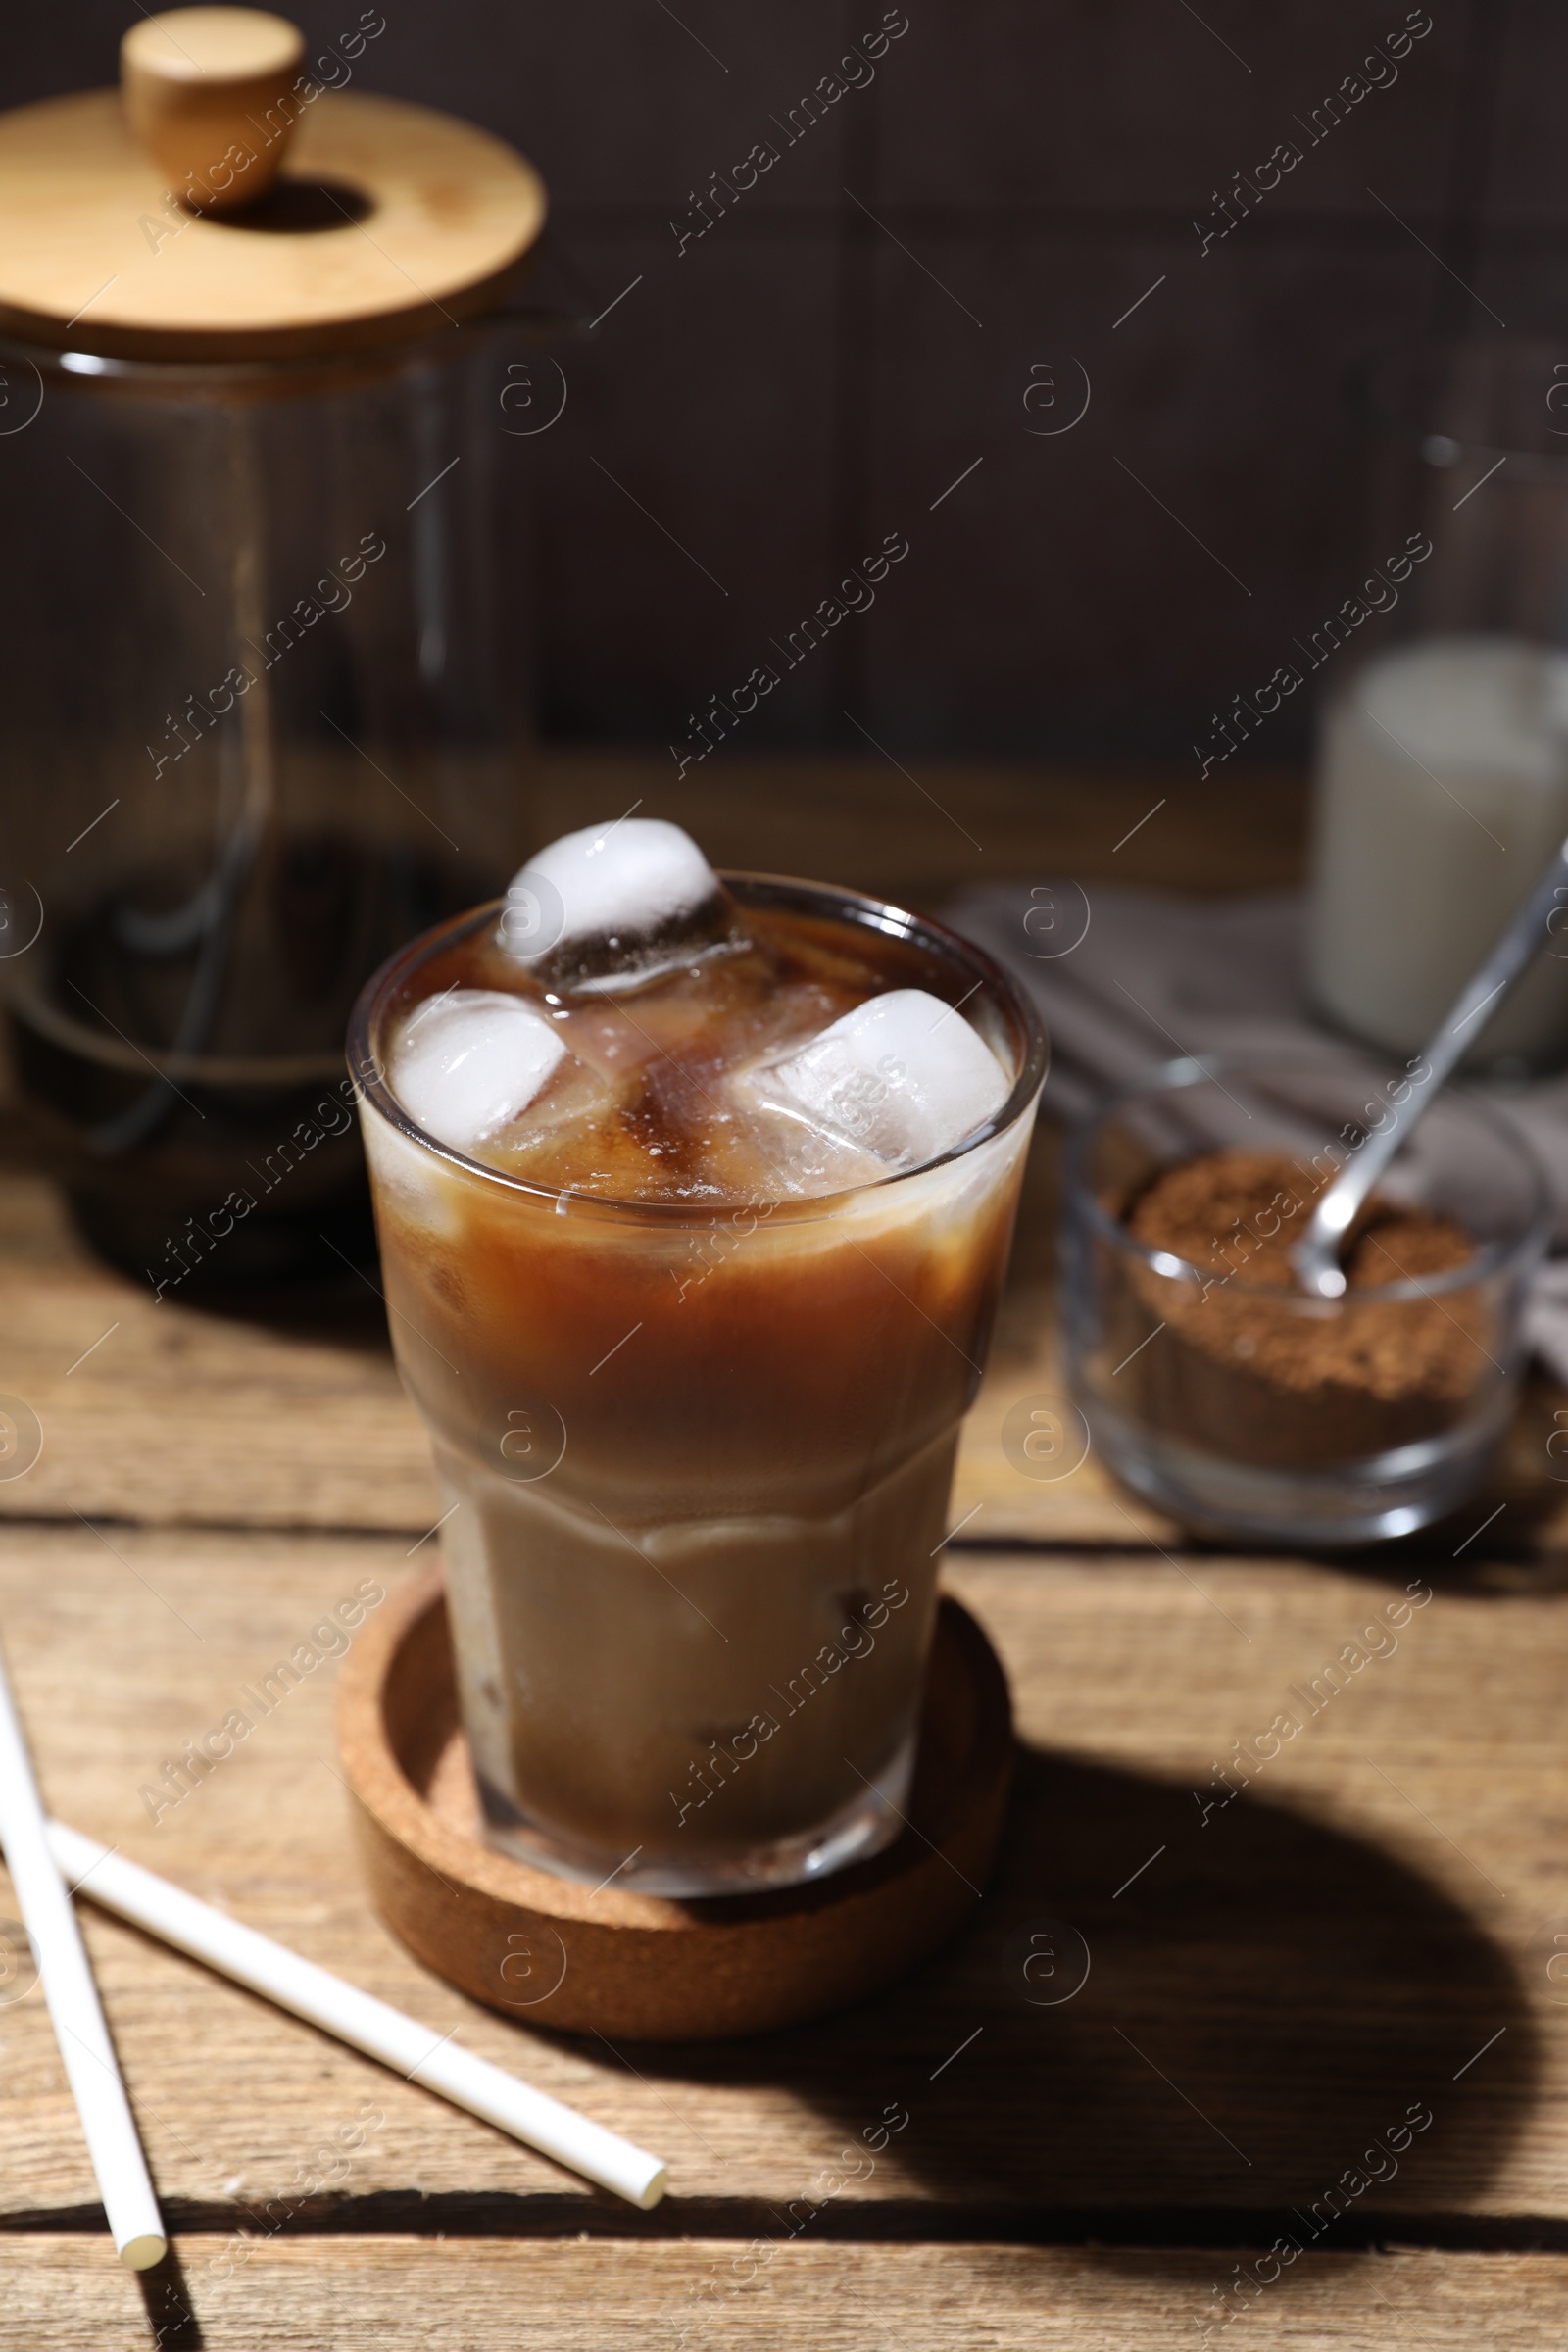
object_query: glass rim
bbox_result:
[1064,1050,1553,1303]
[347,871,1050,1228]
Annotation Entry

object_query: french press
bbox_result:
[0,6,555,1287]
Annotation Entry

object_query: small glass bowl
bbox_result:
[1061,1052,1551,1547]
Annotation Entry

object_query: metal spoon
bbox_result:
[1292,831,1568,1299]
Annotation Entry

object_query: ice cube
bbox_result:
[501,817,747,993]
[391,989,572,1156]
[748,989,1009,1172]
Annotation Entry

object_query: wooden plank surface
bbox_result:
[0,751,1304,1544]
[0,1176,436,1533]
[1,1526,1566,2230]
[2,2240,1566,2352]
[6,753,1568,2349]
[534,749,1310,907]
[7,751,1555,1552]
[3,1161,1565,1556]
[0,1163,1175,1543]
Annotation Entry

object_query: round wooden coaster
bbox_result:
[336,1569,1013,2042]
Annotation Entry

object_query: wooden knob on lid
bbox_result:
[0,15,547,362]
[122,6,306,214]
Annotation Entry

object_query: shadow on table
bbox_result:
[631,1742,1538,2269]
[183,1273,395,1358]
[136,2240,202,2348]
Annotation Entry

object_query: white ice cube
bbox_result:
[502,817,742,991]
[752,989,1010,1171]
[391,989,569,1155]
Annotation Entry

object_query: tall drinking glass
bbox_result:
[350,876,1045,1896]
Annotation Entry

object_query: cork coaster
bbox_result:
[336,1568,1013,2042]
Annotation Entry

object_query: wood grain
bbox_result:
[0,1175,436,1530]
[0,1166,1177,1542]
[4,752,1567,2343]
[0,1527,1565,2227]
[2,2240,1566,2352]
[537,750,1310,909]
[0,753,1305,1541]
[2,1167,1560,1556]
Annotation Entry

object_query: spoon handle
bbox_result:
[1303,831,1568,1272]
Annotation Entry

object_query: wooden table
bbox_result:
[3,757,1568,2348]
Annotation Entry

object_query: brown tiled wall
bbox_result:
[20,1,1553,761]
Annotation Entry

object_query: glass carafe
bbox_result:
[0,324,547,1287]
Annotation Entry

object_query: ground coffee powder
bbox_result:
[1106,1149,1485,1469]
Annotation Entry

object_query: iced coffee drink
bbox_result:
[350,822,1044,1895]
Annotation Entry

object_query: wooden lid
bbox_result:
[0,20,547,360]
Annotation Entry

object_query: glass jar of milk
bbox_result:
[1308,345,1568,1071]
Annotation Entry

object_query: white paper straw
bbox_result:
[0,1655,166,2269]
[45,1822,667,2210]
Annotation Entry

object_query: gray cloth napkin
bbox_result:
[946,881,1568,1384]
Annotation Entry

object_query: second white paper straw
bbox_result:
[45,1821,666,2210]
[0,1653,166,2269]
